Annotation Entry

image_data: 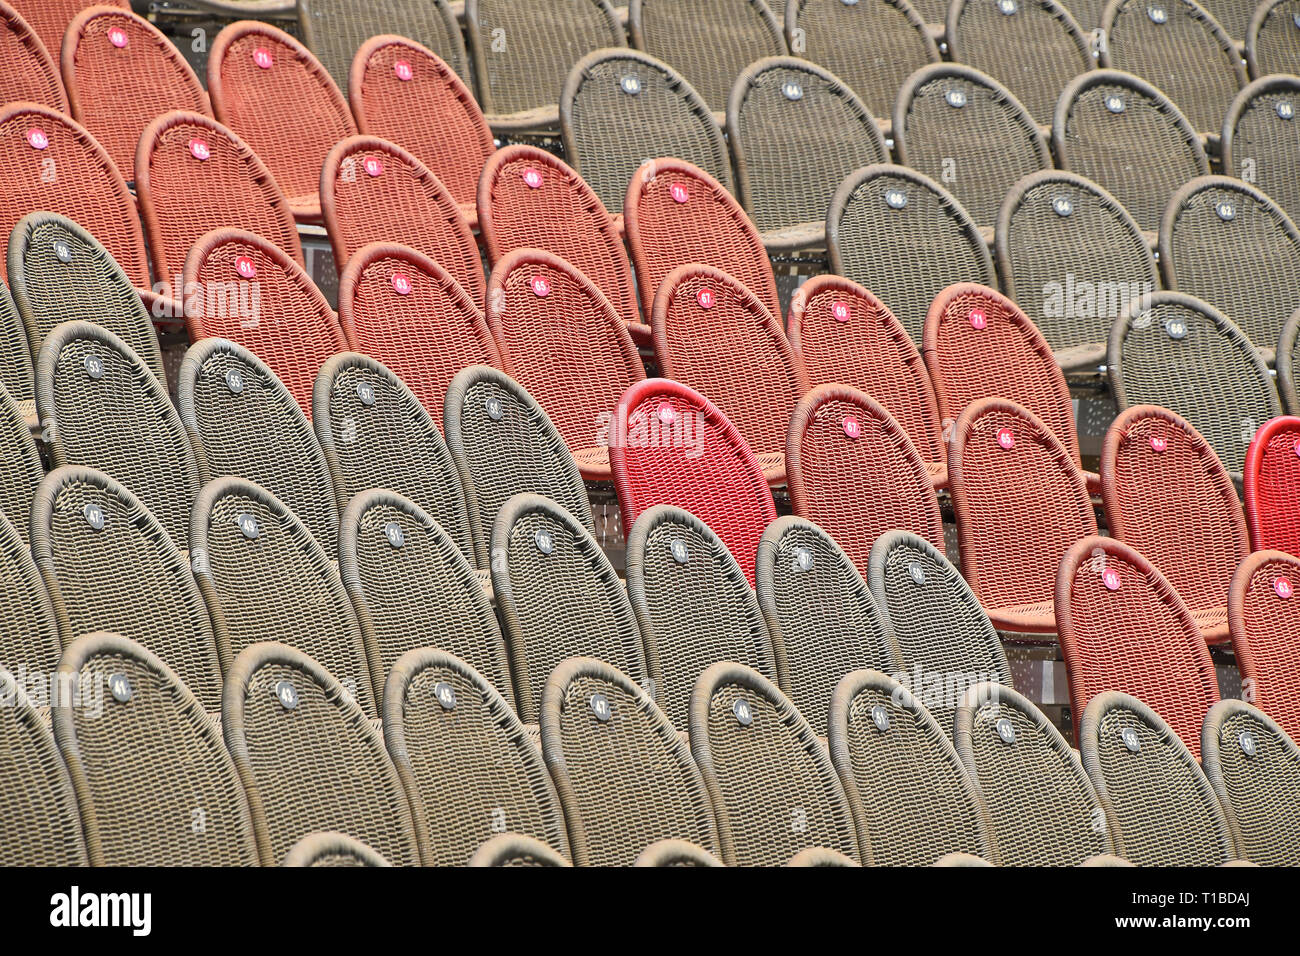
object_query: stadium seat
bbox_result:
[1227,549,1300,742]
[486,249,644,480]
[384,648,571,865]
[954,682,1118,865]
[786,384,944,569]
[726,56,888,251]
[626,505,785,728]
[1280,313,1300,414]
[8,1,123,69]
[1109,291,1281,475]
[634,839,726,867]
[1200,0,1253,39]
[53,632,263,866]
[1056,536,1221,755]
[1201,699,1300,866]
[829,669,998,865]
[282,831,392,867]
[469,833,572,867]
[222,641,423,865]
[0,284,33,407]
[561,48,732,214]
[652,263,808,483]
[1100,404,1248,644]
[0,379,47,536]
[540,657,724,866]
[786,275,949,486]
[996,169,1157,372]
[893,63,1051,230]
[0,1,69,112]
[1243,415,1300,554]
[948,398,1098,635]
[689,661,863,866]
[0,509,60,677]
[183,228,349,417]
[1053,68,1209,233]
[827,164,995,343]
[1246,0,1300,78]
[180,338,339,552]
[1222,76,1300,228]
[1079,691,1241,865]
[207,21,358,223]
[492,493,649,724]
[755,517,901,736]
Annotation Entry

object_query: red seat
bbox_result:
[624,156,779,321]
[786,384,943,574]
[609,378,776,584]
[8,0,124,66]
[0,2,68,112]
[208,20,357,223]
[349,34,494,224]
[1244,415,1300,556]
[321,135,483,302]
[1100,404,1247,645]
[1228,549,1300,742]
[62,6,209,183]
[184,228,347,417]
[1057,535,1221,757]
[788,274,948,488]
[486,249,644,481]
[338,241,498,426]
[652,263,808,484]
[948,397,1097,634]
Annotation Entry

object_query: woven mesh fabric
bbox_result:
[954,683,1115,865]
[1243,417,1300,554]
[0,2,69,112]
[315,355,476,564]
[996,170,1157,362]
[194,479,379,717]
[223,643,422,865]
[340,491,509,704]
[829,670,995,865]
[627,506,783,729]
[630,0,786,112]
[634,838,725,866]
[827,165,995,342]
[1198,0,1252,38]
[947,0,1093,125]
[1056,537,1221,756]
[1223,78,1300,228]
[755,517,900,736]
[8,0,122,60]
[492,494,649,724]
[0,379,44,538]
[300,0,468,92]
[349,35,491,211]
[1202,700,1300,866]
[181,339,339,552]
[53,634,262,866]
[0,510,61,677]
[949,399,1097,632]
[469,832,571,866]
[786,386,943,572]
[337,245,496,428]
[487,250,643,479]
[0,669,89,866]
[283,831,391,866]
[183,229,348,418]
[906,0,948,23]
[625,157,779,320]
[385,648,570,865]
[1080,693,1236,864]
[322,137,484,300]
[728,57,887,236]
[784,0,938,120]
[562,49,732,214]
[0,282,32,405]
[1101,405,1248,643]
[1100,0,1245,134]
[207,22,357,219]
[37,323,199,547]
[31,468,224,710]
[1227,550,1300,742]
[894,64,1050,228]
[480,146,639,325]
[1161,176,1300,351]
[1247,0,1300,77]
[1067,0,1109,29]
[1109,293,1281,474]
[541,658,722,866]
[691,662,861,866]
[1053,70,1209,233]
[1284,317,1300,414]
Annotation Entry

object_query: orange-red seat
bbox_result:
[0,1,69,112]
[8,0,124,67]
[1228,549,1300,743]
[1243,416,1300,557]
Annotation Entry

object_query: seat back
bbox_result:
[0,281,32,404]
[0,376,45,537]
[541,656,722,865]
[0,508,61,677]
[1056,535,1221,755]
[690,661,861,866]
[385,648,570,865]
[1281,312,1300,414]
[32,467,224,710]
[469,833,571,866]
[8,0,123,62]
[283,831,392,866]
[223,641,422,865]
[756,517,900,735]
[1079,690,1240,865]
[827,164,995,342]
[1222,76,1300,228]
[0,1,69,112]
[1246,0,1300,78]
[1227,549,1300,742]
[635,839,726,866]
[829,669,996,865]
[1243,415,1300,554]
[627,505,785,728]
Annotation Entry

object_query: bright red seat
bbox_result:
[1244,415,1300,556]
[0,1,68,112]
[1228,549,1300,742]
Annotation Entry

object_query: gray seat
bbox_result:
[0,509,61,681]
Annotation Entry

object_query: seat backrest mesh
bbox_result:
[1222,76,1300,228]
[0,376,46,535]
[1227,549,1300,743]
[1246,0,1300,78]
[0,508,61,678]
[8,0,123,64]
[0,1,69,112]
[1243,415,1300,555]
